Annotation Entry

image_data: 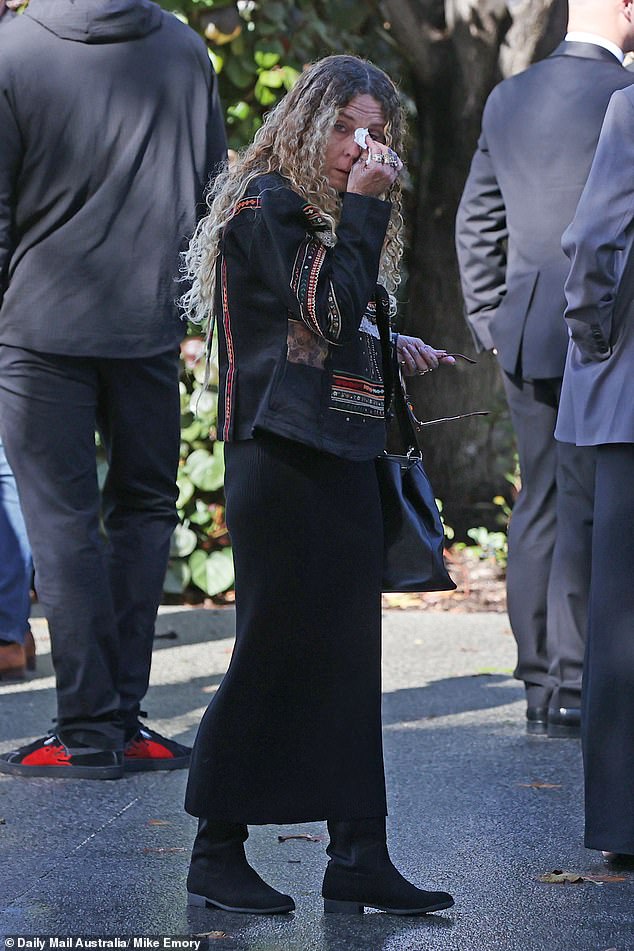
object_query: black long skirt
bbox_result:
[185,432,387,824]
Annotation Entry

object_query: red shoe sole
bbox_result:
[0,759,124,780]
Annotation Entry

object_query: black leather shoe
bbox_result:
[526,706,548,735]
[547,707,581,738]
[187,819,295,915]
[602,851,634,867]
[601,852,634,872]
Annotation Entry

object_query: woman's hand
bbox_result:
[347,133,403,198]
[396,335,456,377]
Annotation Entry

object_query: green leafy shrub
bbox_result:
[157,1,399,150]
[164,339,235,598]
[456,458,520,571]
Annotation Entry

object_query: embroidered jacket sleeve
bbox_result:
[246,183,392,346]
[562,88,634,361]
[0,73,22,308]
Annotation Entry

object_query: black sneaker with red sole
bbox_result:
[123,725,191,772]
[0,734,124,779]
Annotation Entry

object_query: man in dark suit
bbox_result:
[0,0,227,778]
[557,85,634,858]
[455,0,634,737]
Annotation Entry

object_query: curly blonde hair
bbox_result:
[181,54,406,333]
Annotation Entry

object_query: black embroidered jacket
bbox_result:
[216,173,392,461]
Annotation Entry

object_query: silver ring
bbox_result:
[370,152,385,164]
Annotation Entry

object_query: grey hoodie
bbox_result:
[26,0,161,42]
[0,0,226,357]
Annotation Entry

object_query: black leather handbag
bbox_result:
[375,294,456,593]
[376,449,456,592]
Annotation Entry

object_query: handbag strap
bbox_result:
[375,288,489,447]
[375,288,420,452]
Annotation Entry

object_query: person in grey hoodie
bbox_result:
[0,1,37,683]
[0,0,227,779]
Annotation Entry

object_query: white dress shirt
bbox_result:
[565,31,625,64]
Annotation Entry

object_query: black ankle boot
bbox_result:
[322,817,454,915]
[187,819,295,914]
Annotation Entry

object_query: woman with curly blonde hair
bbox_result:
[183,54,455,917]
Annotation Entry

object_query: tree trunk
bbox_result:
[381,0,564,533]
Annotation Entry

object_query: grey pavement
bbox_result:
[1,608,633,951]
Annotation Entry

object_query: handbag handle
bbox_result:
[375,288,488,449]
[375,288,421,453]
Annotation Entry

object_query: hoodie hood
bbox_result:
[25,0,162,43]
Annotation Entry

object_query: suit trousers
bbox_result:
[502,372,595,708]
[583,444,634,854]
[0,345,180,749]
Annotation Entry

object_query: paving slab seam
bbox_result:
[1,796,141,909]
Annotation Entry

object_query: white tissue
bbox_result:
[354,127,369,148]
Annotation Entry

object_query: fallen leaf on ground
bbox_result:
[472,669,514,676]
[148,819,170,825]
[518,781,562,789]
[539,869,626,885]
[278,833,324,843]
[539,871,586,884]
[193,933,230,940]
[583,873,628,883]
[382,593,422,609]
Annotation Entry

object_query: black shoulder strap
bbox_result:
[375,288,420,452]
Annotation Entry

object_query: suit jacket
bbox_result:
[0,0,227,358]
[556,86,634,446]
[456,42,634,380]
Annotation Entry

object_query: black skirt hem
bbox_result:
[185,807,388,825]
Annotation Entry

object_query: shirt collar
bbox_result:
[564,32,625,64]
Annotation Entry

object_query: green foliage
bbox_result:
[436,497,454,543]
[465,526,508,570]
[156,0,398,149]
[167,339,235,598]
[458,459,520,571]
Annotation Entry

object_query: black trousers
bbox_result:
[185,432,387,824]
[502,372,595,708]
[583,444,634,853]
[0,345,180,749]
